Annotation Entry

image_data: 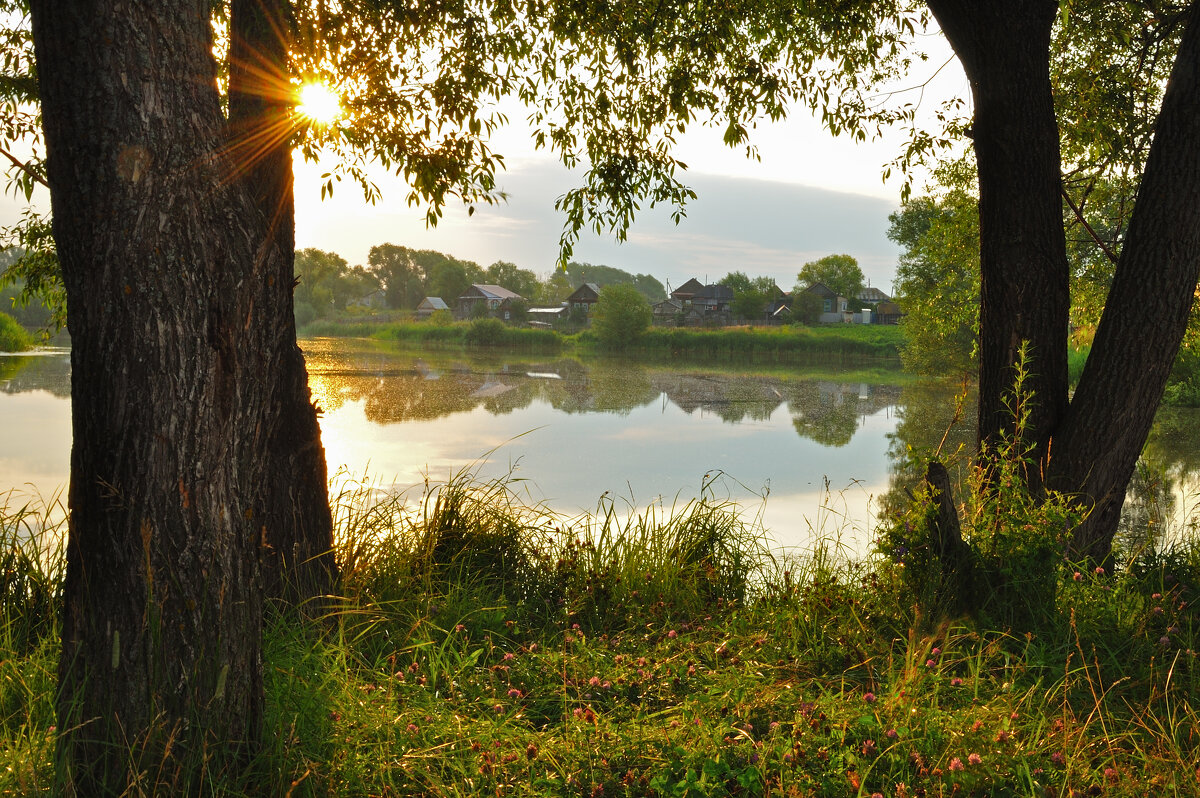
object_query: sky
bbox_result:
[292,126,912,295]
[288,36,968,295]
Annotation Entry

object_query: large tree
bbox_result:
[25,0,522,786]
[926,0,1200,561]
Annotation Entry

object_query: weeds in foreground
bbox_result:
[2,470,1198,796]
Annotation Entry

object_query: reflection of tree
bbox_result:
[0,353,71,397]
[1116,460,1176,557]
[653,373,784,423]
[878,381,977,519]
[787,381,900,448]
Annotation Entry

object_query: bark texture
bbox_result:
[228,0,337,604]
[1046,9,1200,561]
[30,1,275,789]
[927,0,1200,564]
[927,0,1070,487]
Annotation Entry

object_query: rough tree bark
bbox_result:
[30,1,276,789]
[926,0,1070,490]
[228,0,337,604]
[1046,7,1200,561]
[927,0,1200,563]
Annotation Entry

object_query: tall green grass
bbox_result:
[2,468,1197,796]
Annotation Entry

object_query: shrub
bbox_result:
[464,317,507,346]
[0,312,33,352]
[591,283,651,350]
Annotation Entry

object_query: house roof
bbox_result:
[460,284,523,301]
[672,278,706,297]
[418,297,449,310]
[804,282,840,299]
[566,282,602,302]
[696,283,734,301]
[857,286,891,303]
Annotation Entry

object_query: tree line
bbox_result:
[292,243,666,323]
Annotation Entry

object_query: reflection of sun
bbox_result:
[296,82,341,125]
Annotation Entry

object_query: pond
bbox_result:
[3,339,1197,553]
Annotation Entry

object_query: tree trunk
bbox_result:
[929,0,1200,564]
[228,0,337,604]
[1046,8,1200,562]
[30,1,275,789]
[926,0,1070,490]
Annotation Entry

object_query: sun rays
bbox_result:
[296,82,342,126]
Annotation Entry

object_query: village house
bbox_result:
[415,296,449,319]
[456,284,524,319]
[566,282,602,315]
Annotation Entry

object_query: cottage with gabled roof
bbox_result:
[416,296,449,318]
[566,282,602,314]
[671,277,706,305]
[457,284,523,318]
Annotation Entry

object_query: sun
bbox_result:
[296,82,341,125]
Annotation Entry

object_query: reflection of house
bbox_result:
[457,284,523,319]
[566,283,601,314]
[415,296,449,318]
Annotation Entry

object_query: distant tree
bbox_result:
[368,243,425,309]
[592,283,652,349]
[294,248,349,318]
[564,261,666,301]
[722,271,779,321]
[539,270,574,304]
[796,254,865,302]
[505,297,530,324]
[888,190,980,376]
[426,256,485,305]
[791,291,824,326]
[485,260,540,299]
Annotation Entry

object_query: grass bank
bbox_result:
[2,469,1197,796]
[300,316,904,365]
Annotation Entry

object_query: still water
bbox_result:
[3,339,1197,552]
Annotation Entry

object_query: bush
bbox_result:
[464,317,507,346]
[0,312,33,352]
[293,301,317,330]
[591,284,651,350]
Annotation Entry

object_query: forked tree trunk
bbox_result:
[928,0,1200,564]
[31,1,273,789]
[228,0,337,605]
[1046,8,1200,561]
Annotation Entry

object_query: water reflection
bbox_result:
[3,341,1197,552]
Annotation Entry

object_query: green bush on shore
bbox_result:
[2,467,1198,796]
[0,311,33,352]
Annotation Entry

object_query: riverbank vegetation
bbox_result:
[0,311,32,352]
[299,316,905,366]
[3,460,1197,795]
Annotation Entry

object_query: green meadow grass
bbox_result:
[2,471,1197,796]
